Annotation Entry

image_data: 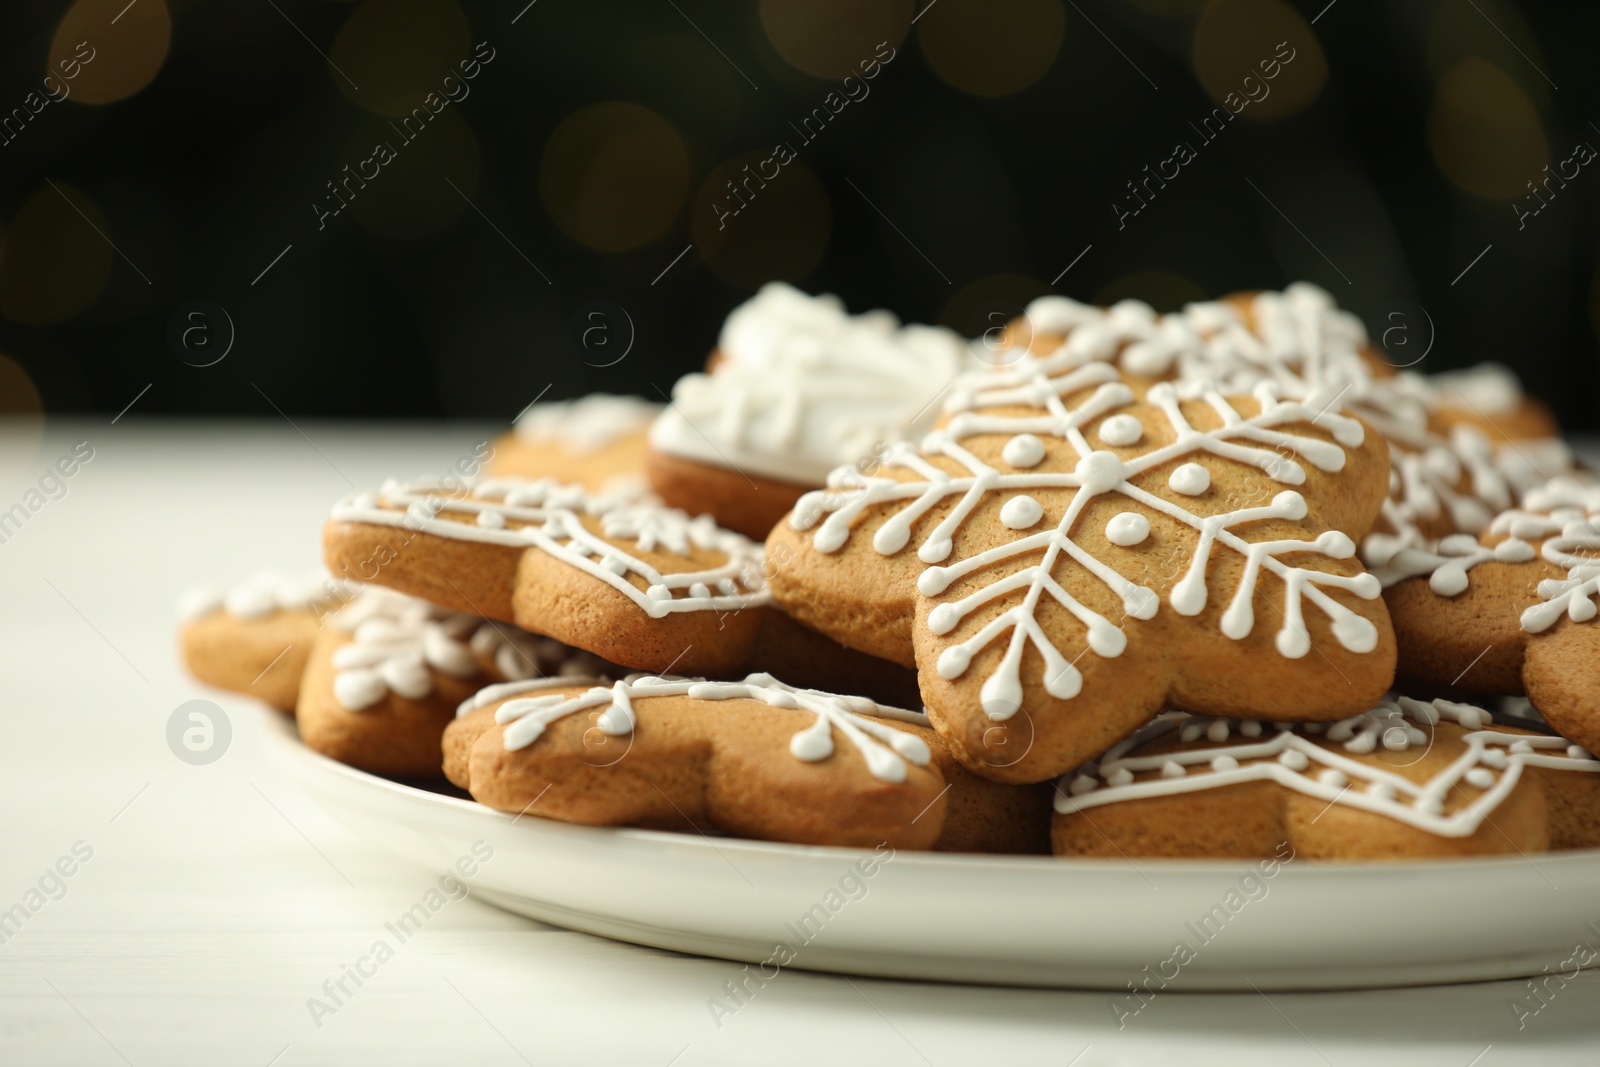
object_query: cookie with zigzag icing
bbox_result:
[1053,697,1600,859]
[443,673,1052,853]
[767,352,1397,784]
[323,478,771,678]
[1378,478,1600,759]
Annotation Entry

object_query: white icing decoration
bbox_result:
[1167,463,1210,496]
[1054,697,1600,838]
[177,570,354,622]
[1105,512,1150,547]
[791,353,1380,720]
[1371,477,1600,635]
[1000,495,1044,530]
[1002,433,1046,468]
[648,282,974,485]
[329,478,771,619]
[484,672,931,783]
[327,587,598,711]
[513,394,661,453]
[1098,414,1143,447]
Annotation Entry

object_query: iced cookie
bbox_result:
[324,478,770,678]
[298,587,602,776]
[488,393,659,494]
[178,570,354,711]
[1378,479,1600,758]
[648,282,972,539]
[768,352,1397,784]
[444,673,1051,853]
[1054,697,1600,859]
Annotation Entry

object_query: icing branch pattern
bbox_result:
[330,478,771,618]
[328,588,596,710]
[791,356,1383,719]
[1372,478,1600,634]
[1055,697,1600,838]
[478,672,932,783]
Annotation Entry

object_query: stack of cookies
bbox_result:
[179,281,1600,861]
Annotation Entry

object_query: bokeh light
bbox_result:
[1425,0,1551,107]
[1093,270,1205,312]
[917,0,1064,98]
[0,184,113,326]
[1192,0,1325,122]
[540,103,691,253]
[1429,58,1547,200]
[691,152,831,287]
[760,0,912,80]
[342,107,481,241]
[329,0,472,116]
[49,0,172,106]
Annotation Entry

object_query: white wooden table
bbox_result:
[2,420,1596,1066]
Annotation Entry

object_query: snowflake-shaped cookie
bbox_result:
[768,351,1396,783]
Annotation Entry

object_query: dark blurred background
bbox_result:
[1,0,1598,427]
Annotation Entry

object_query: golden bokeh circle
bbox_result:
[0,357,42,420]
[1093,270,1205,312]
[341,107,481,240]
[541,103,691,253]
[1192,0,1326,122]
[49,0,172,106]
[918,0,1064,98]
[1429,57,1547,201]
[691,152,831,288]
[760,0,911,80]
[0,184,113,325]
[329,0,472,116]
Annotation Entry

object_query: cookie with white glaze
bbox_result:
[1053,697,1600,860]
[648,282,973,539]
[323,477,770,678]
[489,394,659,494]
[1378,478,1600,758]
[443,673,1051,853]
[768,350,1396,785]
[298,587,602,776]
[177,570,354,711]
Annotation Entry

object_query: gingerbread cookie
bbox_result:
[1378,478,1600,757]
[444,672,1051,853]
[488,393,659,493]
[768,351,1396,785]
[298,587,602,776]
[324,478,770,678]
[178,570,354,711]
[1054,697,1600,859]
[648,282,972,539]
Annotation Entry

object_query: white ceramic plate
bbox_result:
[261,710,1600,991]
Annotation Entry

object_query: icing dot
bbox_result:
[1320,769,1348,789]
[1510,740,1534,755]
[1107,768,1134,786]
[1069,774,1098,796]
[1481,749,1509,769]
[1105,512,1150,547]
[1279,750,1309,771]
[476,510,506,529]
[1368,782,1395,801]
[1240,721,1263,738]
[645,584,671,601]
[1098,414,1143,447]
[1206,720,1230,743]
[1168,463,1210,496]
[1000,495,1044,530]
[1569,745,1592,760]
[1465,768,1495,789]
[1002,434,1046,468]
[1161,760,1186,778]
[1075,451,1125,494]
[1211,755,1239,772]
